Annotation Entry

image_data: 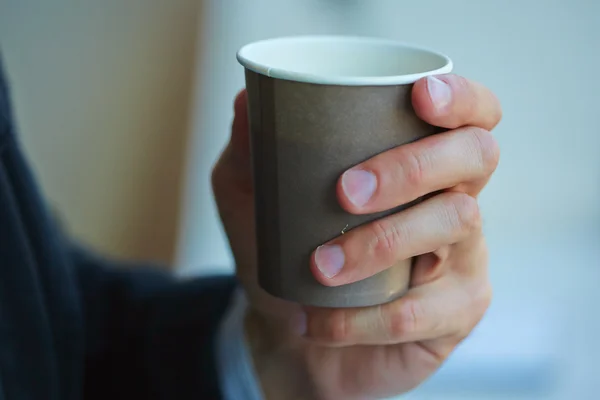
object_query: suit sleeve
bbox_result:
[70,245,237,400]
[0,56,243,400]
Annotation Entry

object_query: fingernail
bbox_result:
[426,76,452,112]
[341,169,377,207]
[315,244,345,278]
[291,312,307,336]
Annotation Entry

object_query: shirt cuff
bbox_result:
[217,288,264,400]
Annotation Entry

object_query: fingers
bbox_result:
[337,127,500,213]
[311,192,481,286]
[337,75,501,214]
[412,74,502,131]
[303,276,492,346]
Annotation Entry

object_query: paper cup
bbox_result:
[237,36,452,307]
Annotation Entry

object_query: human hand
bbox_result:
[212,74,501,399]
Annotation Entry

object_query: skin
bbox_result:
[212,74,502,399]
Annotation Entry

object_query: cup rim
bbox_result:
[236,35,453,86]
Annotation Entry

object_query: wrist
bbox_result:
[244,307,317,400]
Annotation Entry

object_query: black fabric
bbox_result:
[0,57,235,399]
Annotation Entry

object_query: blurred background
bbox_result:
[1,0,599,399]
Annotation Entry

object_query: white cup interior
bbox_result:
[237,36,452,86]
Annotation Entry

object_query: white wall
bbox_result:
[177,1,600,398]
[1,0,201,263]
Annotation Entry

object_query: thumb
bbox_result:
[230,89,251,167]
[212,89,253,195]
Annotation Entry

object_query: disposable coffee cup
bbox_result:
[237,36,452,308]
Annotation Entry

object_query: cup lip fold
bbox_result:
[237,35,453,86]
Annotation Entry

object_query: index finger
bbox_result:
[412,74,502,131]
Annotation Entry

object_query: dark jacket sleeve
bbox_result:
[72,245,237,400]
[1,55,236,400]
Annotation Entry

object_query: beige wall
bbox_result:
[0,1,202,265]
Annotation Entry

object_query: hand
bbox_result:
[212,74,502,399]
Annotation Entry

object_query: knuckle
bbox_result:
[368,218,404,257]
[468,127,500,175]
[459,281,493,338]
[325,309,351,344]
[474,281,493,317]
[444,193,482,236]
[397,148,428,191]
[390,298,423,338]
